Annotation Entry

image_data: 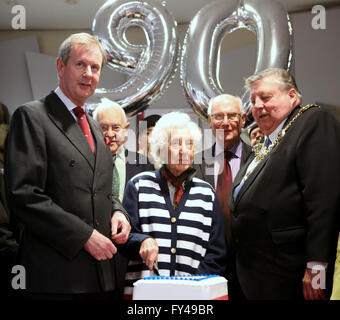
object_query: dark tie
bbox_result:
[265,137,272,148]
[216,151,233,248]
[73,106,94,153]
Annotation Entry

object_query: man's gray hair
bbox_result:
[149,111,202,167]
[245,68,302,101]
[207,94,243,115]
[92,98,127,123]
[58,32,107,68]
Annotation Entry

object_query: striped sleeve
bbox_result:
[197,192,227,275]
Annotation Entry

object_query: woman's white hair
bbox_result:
[149,111,202,168]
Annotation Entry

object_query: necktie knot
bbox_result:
[224,150,234,162]
[73,106,85,118]
[265,137,272,148]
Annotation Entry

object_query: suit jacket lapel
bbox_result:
[235,155,269,206]
[88,114,109,190]
[200,141,252,190]
[229,146,270,211]
[230,109,303,210]
[45,92,95,170]
[88,114,107,169]
[240,142,252,167]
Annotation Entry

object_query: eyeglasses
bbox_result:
[101,124,123,133]
[211,113,240,122]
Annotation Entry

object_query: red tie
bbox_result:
[73,106,94,153]
[216,151,233,248]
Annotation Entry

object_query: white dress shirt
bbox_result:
[55,87,80,121]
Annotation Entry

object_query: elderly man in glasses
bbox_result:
[195,94,253,300]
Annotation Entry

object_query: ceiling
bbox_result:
[1,0,340,30]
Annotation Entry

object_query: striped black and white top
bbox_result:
[122,169,226,298]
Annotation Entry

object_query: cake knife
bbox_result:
[153,262,160,276]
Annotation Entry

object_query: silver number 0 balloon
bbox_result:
[181,0,292,121]
[90,0,179,116]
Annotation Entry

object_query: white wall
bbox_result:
[291,7,340,107]
[0,35,39,113]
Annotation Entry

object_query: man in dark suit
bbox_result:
[4,33,158,298]
[195,94,252,187]
[195,94,252,300]
[93,100,154,297]
[229,68,340,300]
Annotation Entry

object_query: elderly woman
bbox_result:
[122,111,226,298]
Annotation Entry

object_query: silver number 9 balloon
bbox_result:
[181,0,292,121]
[89,0,179,116]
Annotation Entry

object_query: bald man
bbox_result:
[195,94,253,300]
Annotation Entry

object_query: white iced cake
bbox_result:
[133,275,228,300]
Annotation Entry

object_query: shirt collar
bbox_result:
[266,118,287,144]
[215,139,242,158]
[113,147,125,161]
[116,147,125,161]
[54,87,86,121]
